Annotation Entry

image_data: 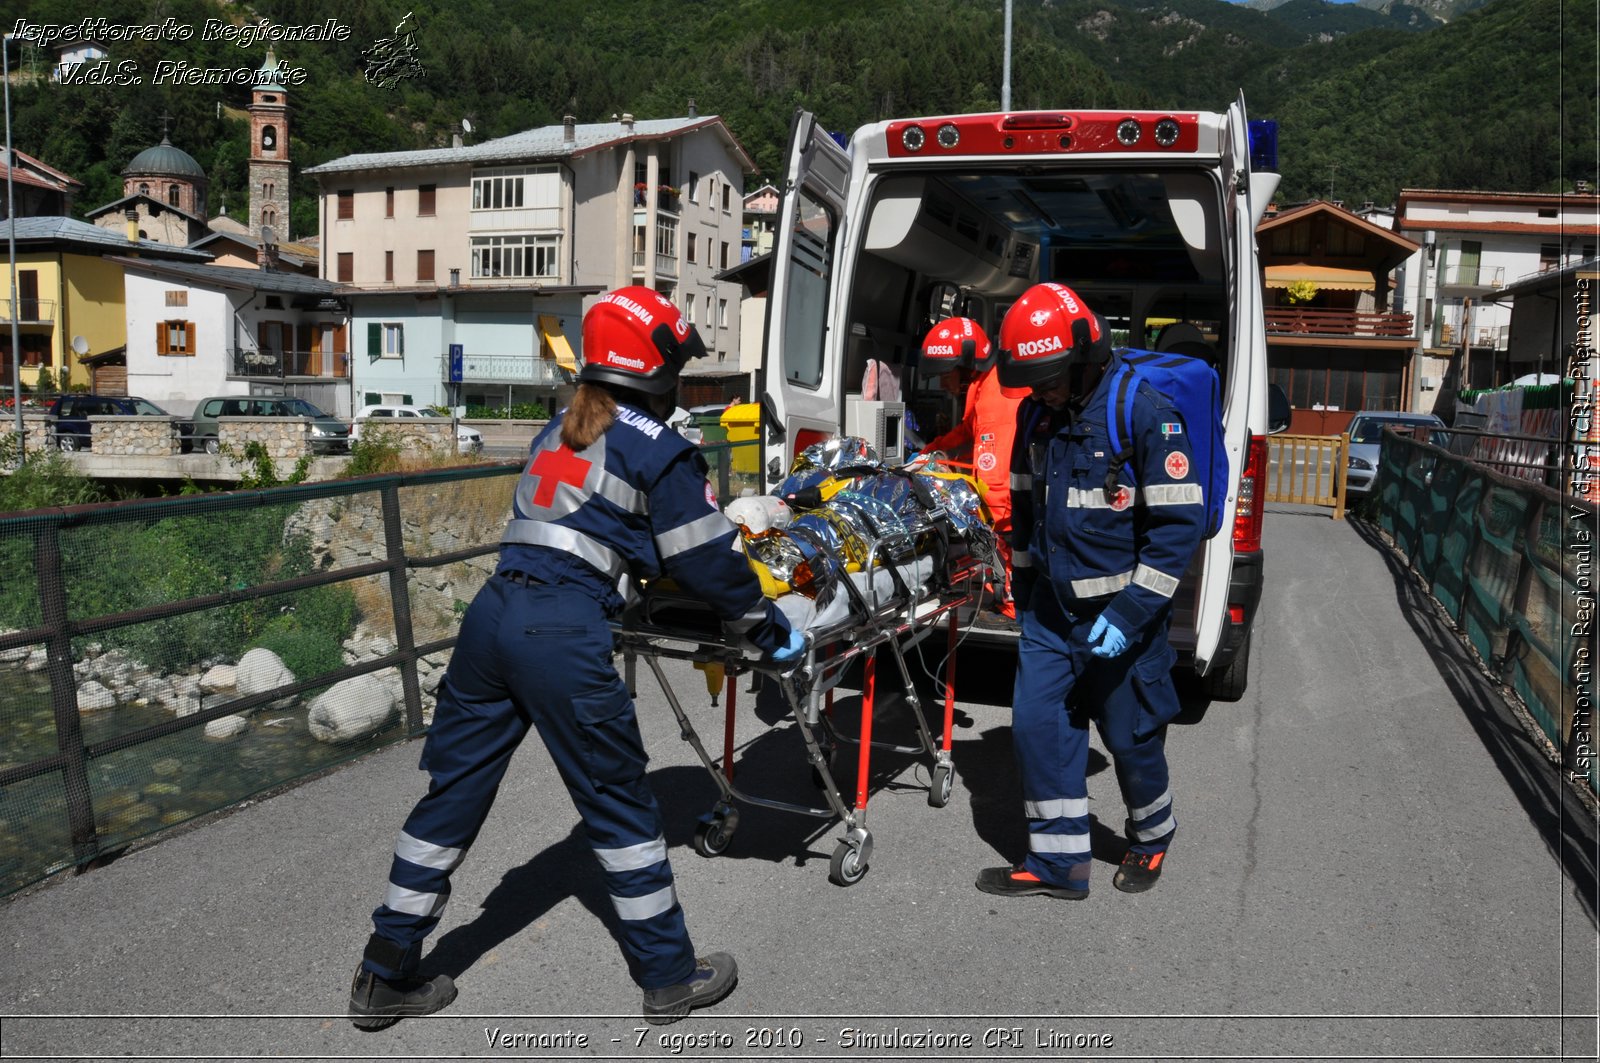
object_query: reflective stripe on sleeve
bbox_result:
[1027,832,1091,854]
[384,884,447,918]
[1064,486,1126,509]
[593,836,668,873]
[1070,571,1132,598]
[502,520,628,580]
[1132,563,1181,599]
[724,599,773,635]
[1143,483,1203,507]
[1128,789,1172,821]
[1011,472,1033,491]
[655,511,735,561]
[1023,797,1089,819]
[394,830,463,872]
[1012,551,1034,569]
[611,884,678,921]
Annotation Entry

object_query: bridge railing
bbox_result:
[0,439,762,898]
[1374,433,1597,795]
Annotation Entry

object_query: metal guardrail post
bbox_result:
[33,520,99,864]
[380,483,426,734]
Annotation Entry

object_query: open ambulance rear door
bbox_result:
[1185,91,1273,694]
[758,109,850,483]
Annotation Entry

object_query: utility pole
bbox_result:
[1002,0,1012,112]
[4,33,23,456]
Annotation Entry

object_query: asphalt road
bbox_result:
[1,505,1594,1062]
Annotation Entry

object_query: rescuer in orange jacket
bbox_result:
[916,317,1029,619]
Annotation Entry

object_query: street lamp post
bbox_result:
[4,33,23,456]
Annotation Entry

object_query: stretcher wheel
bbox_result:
[693,813,737,857]
[928,764,954,808]
[829,841,868,886]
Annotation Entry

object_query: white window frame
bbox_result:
[685,293,696,325]
[718,298,728,328]
[383,323,404,358]
[471,166,559,211]
[470,233,562,279]
[655,216,678,258]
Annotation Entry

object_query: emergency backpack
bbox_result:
[1104,348,1229,539]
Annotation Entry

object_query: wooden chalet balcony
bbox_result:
[1264,307,1414,339]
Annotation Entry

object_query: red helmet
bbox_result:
[920,317,993,375]
[996,283,1111,389]
[579,286,706,394]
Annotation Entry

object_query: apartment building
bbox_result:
[305,113,753,411]
[1396,188,1599,399]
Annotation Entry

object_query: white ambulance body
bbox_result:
[757,97,1282,699]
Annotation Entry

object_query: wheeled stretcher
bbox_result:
[615,553,987,887]
[614,442,1002,886]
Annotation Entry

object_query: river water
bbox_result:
[0,675,407,896]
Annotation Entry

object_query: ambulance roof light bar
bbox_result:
[887,111,1200,158]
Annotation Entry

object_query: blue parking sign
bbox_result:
[448,343,464,383]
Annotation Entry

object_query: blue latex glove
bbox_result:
[771,625,807,663]
[1088,615,1129,658]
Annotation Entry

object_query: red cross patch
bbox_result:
[705,480,719,509]
[527,445,592,507]
[1165,452,1191,480]
[1110,486,1133,511]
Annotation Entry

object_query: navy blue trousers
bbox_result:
[366,576,697,989]
[1011,584,1181,889]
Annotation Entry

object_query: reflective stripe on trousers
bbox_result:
[1010,585,1177,888]
[366,577,697,990]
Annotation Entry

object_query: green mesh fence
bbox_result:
[0,465,521,897]
[1375,435,1598,795]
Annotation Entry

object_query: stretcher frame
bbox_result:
[615,540,989,887]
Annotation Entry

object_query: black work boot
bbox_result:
[348,934,458,1031]
[1114,828,1175,893]
[975,864,1088,900]
[642,952,739,1025]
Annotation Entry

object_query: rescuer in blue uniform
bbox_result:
[348,287,804,1029]
[976,283,1204,901]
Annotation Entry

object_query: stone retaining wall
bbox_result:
[4,412,52,453]
[90,417,185,456]
[361,420,454,453]
[218,416,312,458]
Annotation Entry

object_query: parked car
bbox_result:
[187,395,352,455]
[47,395,193,452]
[352,404,484,454]
[1345,410,1446,495]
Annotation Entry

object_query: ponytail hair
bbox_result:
[560,383,617,451]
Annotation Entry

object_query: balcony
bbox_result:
[1264,307,1414,339]
[1437,323,1510,350]
[230,347,351,378]
[0,298,56,324]
[442,352,568,386]
[1437,264,1505,292]
[630,251,679,281]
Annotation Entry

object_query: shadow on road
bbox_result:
[1350,516,1598,925]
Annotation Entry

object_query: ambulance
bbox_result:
[755,96,1284,700]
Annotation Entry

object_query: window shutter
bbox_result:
[365,392,381,405]
[335,324,348,352]
[157,321,169,352]
[397,326,404,354]
[402,394,413,405]
[184,321,195,355]
[368,323,381,356]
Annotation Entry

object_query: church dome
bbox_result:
[124,136,206,180]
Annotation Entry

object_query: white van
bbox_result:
[757,96,1282,699]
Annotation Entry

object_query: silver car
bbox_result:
[1345,410,1445,495]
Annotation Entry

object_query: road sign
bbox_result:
[448,343,463,383]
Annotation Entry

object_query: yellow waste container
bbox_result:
[720,402,761,475]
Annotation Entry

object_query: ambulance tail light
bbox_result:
[885,112,1200,158]
[792,427,831,464]
[1233,435,1268,554]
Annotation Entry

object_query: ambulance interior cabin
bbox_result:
[841,169,1230,450]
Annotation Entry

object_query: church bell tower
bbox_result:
[247,49,291,238]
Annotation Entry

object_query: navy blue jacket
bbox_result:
[499,403,788,655]
[1009,358,1206,640]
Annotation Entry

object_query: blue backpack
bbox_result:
[1104,348,1229,539]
